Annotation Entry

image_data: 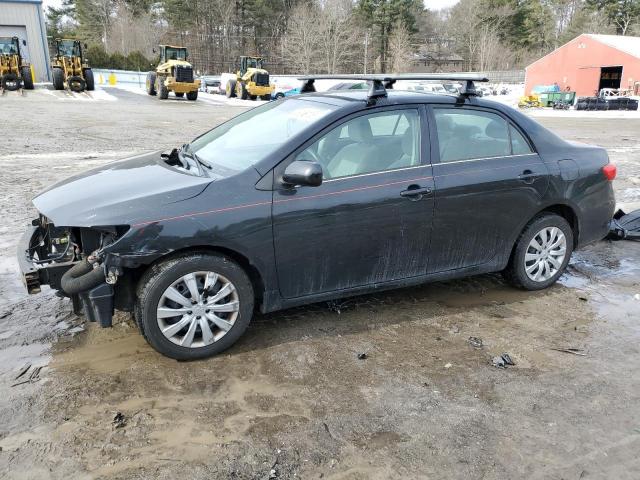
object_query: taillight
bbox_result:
[602,164,616,181]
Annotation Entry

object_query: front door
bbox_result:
[272,107,434,299]
[427,106,549,273]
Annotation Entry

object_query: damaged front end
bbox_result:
[18,214,130,327]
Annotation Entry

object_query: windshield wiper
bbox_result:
[182,142,212,170]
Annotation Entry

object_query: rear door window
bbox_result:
[434,108,512,162]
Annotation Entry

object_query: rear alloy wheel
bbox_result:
[503,213,573,290]
[136,253,254,360]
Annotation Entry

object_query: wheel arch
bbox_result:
[126,245,266,309]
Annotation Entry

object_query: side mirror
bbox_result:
[152,48,157,54]
[22,39,27,46]
[282,160,322,187]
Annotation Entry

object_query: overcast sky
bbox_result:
[43,0,460,11]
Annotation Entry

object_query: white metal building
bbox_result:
[0,0,50,82]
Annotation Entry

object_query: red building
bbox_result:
[525,34,640,97]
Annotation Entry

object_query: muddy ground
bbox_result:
[0,88,639,480]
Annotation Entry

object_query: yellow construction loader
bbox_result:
[146,45,200,100]
[51,39,94,92]
[0,36,34,92]
[225,56,274,100]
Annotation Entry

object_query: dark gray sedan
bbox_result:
[18,75,616,359]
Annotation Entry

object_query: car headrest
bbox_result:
[348,118,373,142]
[485,120,508,140]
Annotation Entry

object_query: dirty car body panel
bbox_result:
[17,87,616,357]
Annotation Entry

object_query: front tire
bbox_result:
[136,253,254,360]
[503,213,573,290]
[146,71,157,95]
[186,90,198,101]
[158,76,169,99]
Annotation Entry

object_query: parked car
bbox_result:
[199,75,222,94]
[270,77,301,99]
[18,75,616,360]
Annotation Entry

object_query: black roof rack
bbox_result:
[297,73,489,101]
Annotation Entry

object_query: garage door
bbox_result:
[0,25,31,63]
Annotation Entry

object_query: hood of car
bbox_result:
[33,151,213,227]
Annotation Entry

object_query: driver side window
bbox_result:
[297,109,421,180]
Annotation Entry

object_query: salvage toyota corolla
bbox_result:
[18,74,616,360]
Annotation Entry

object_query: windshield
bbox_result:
[0,37,17,55]
[57,40,80,57]
[190,99,338,176]
[246,57,261,69]
[165,47,187,61]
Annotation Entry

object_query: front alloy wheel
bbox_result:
[136,253,254,360]
[157,271,239,348]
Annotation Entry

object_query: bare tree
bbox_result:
[283,2,321,73]
[388,20,413,73]
[316,0,362,73]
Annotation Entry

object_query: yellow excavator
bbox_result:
[146,45,200,100]
[225,56,274,100]
[51,38,94,92]
[0,36,34,92]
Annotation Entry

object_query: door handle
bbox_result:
[400,185,432,200]
[518,169,537,184]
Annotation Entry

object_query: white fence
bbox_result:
[92,69,147,88]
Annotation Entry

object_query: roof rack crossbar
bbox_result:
[297,73,489,99]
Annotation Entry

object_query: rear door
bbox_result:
[272,106,435,299]
[427,106,549,273]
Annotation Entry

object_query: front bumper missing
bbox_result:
[17,225,115,327]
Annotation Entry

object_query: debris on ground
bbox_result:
[112,412,127,429]
[326,300,349,314]
[11,366,43,387]
[550,347,587,356]
[449,325,460,334]
[578,296,588,301]
[492,353,515,368]
[444,363,452,369]
[357,353,368,360]
[14,363,31,380]
[468,337,483,348]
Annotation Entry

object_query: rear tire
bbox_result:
[503,213,573,290]
[226,79,236,98]
[83,68,94,91]
[52,68,64,90]
[21,66,34,89]
[186,90,198,101]
[146,71,157,95]
[135,253,254,360]
[158,76,169,99]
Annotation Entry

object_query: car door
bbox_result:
[272,106,435,299]
[427,105,549,273]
